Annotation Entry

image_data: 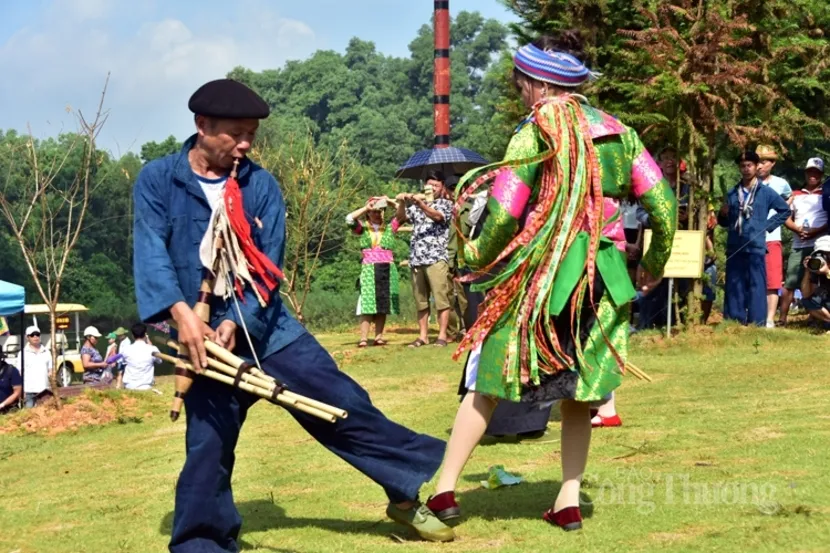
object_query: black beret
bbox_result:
[188,79,270,119]
[735,151,760,164]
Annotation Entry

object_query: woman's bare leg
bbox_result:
[374,314,387,340]
[592,392,616,421]
[554,399,592,511]
[434,391,498,494]
[358,316,371,342]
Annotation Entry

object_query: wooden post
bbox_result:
[434,0,451,149]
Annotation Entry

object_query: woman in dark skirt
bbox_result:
[347,197,401,347]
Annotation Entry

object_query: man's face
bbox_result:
[196,117,259,169]
[425,178,445,198]
[757,159,775,179]
[28,332,41,348]
[659,151,678,179]
[806,168,823,188]
[739,161,758,180]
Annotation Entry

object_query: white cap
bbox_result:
[813,236,830,252]
[83,326,102,338]
[806,157,824,172]
[25,325,41,336]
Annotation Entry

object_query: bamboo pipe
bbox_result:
[624,362,652,382]
[161,339,348,420]
[154,352,337,423]
[167,320,273,382]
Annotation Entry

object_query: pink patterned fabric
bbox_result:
[631,150,663,197]
[588,113,626,139]
[390,218,400,233]
[580,198,626,251]
[492,170,532,219]
[601,198,626,252]
[362,249,394,264]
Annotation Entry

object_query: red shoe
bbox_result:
[543,506,582,531]
[592,414,622,428]
[426,491,461,522]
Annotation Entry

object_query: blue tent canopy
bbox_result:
[0,280,25,317]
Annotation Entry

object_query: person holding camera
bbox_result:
[779,158,827,326]
[718,151,790,326]
[800,235,830,324]
[395,170,454,347]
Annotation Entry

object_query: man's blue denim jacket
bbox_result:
[133,136,306,359]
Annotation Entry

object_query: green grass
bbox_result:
[1,324,828,553]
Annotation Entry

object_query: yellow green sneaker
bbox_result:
[386,501,455,542]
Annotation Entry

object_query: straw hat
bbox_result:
[755,145,778,161]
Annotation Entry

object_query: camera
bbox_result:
[424,184,435,203]
[807,251,829,273]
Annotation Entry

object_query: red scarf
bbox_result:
[224,161,285,303]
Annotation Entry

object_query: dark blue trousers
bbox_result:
[169,333,446,553]
[724,252,767,326]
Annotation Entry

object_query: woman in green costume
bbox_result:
[346,197,401,347]
[425,32,677,530]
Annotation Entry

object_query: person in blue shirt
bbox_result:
[717,151,790,325]
[0,350,22,414]
[133,79,453,551]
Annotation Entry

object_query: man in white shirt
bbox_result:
[779,158,828,325]
[756,145,793,328]
[16,326,53,407]
[113,327,132,389]
[121,323,161,391]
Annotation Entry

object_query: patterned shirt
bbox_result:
[82,345,112,384]
[406,198,453,267]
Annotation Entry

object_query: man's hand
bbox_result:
[636,266,663,296]
[170,302,215,371]
[214,320,238,352]
[801,227,823,241]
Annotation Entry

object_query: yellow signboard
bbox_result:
[643,230,705,279]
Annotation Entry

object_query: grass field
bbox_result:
[1,324,828,553]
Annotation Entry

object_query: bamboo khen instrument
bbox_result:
[624,361,652,382]
[154,336,347,423]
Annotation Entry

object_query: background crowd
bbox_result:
[344,144,830,349]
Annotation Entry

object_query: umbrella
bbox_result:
[396,146,489,181]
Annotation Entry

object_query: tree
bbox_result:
[0,79,110,404]
[505,0,830,324]
[252,133,366,324]
[229,11,509,179]
[140,135,181,164]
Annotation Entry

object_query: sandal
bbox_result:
[373,338,388,346]
[408,339,427,348]
[434,339,448,347]
[358,339,369,348]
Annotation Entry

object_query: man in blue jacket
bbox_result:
[718,151,791,326]
[133,79,453,551]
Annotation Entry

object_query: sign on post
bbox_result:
[643,230,705,279]
[642,230,706,337]
[55,316,71,331]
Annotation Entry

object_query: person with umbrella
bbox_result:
[395,170,455,347]
[425,31,677,531]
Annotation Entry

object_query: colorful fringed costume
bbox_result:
[454,96,677,403]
